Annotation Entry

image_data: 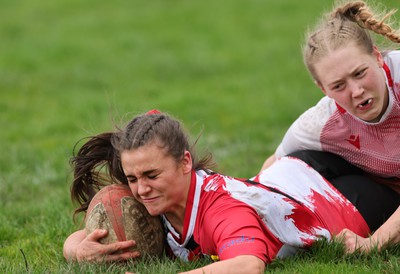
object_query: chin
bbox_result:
[362,114,380,123]
[367,110,383,122]
[146,207,161,216]
[355,109,380,123]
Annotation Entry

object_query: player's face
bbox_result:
[121,143,192,219]
[314,44,389,122]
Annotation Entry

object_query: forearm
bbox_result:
[63,230,86,261]
[370,206,400,249]
[261,154,276,171]
[63,229,86,261]
[180,255,265,274]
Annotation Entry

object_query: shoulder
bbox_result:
[384,51,400,80]
[383,51,400,94]
[197,175,268,233]
[276,97,337,156]
[299,96,337,123]
[383,50,400,65]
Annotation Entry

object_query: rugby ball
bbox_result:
[85,184,164,258]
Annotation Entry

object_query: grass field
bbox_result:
[1,0,399,273]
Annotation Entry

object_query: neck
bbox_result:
[164,170,192,235]
[165,211,185,234]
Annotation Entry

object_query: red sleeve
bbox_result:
[197,192,283,264]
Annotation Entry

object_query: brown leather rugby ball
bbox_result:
[85,184,164,258]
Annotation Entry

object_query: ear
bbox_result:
[372,46,384,67]
[181,150,193,174]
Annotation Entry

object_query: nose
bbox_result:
[349,81,364,98]
[137,179,151,196]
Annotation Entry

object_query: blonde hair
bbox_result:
[303,0,400,81]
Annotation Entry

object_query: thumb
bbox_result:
[87,229,108,241]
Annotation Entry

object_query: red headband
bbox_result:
[146,109,161,115]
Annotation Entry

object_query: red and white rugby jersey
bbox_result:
[275,51,400,192]
[163,157,369,264]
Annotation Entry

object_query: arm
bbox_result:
[338,206,400,253]
[261,154,276,171]
[63,229,140,262]
[180,255,265,274]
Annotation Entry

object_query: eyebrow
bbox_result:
[327,65,366,86]
[125,169,159,178]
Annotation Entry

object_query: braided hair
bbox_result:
[70,111,215,218]
[303,0,400,82]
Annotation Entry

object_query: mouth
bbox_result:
[358,98,373,109]
[141,196,159,203]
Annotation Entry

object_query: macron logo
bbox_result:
[346,135,360,149]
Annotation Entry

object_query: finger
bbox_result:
[87,229,108,242]
[103,251,141,262]
[106,240,136,254]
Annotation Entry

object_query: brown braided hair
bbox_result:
[303,0,400,82]
[70,111,215,219]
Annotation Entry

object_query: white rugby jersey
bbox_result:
[275,51,400,192]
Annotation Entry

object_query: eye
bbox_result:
[331,82,344,92]
[148,174,159,180]
[127,176,137,184]
[355,68,367,78]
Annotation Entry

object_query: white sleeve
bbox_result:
[275,97,336,158]
[384,51,400,85]
[384,51,400,96]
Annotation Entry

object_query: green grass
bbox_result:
[0,0,399,273]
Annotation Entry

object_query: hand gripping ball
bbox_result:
[85,184,165,258]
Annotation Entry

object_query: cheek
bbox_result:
[325,90,346,103]
[369,76,384,92]
[326,91,352,110]
[128,184,139,197]
[364,68,384,89]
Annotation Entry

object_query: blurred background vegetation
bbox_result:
[0,0,398,272]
